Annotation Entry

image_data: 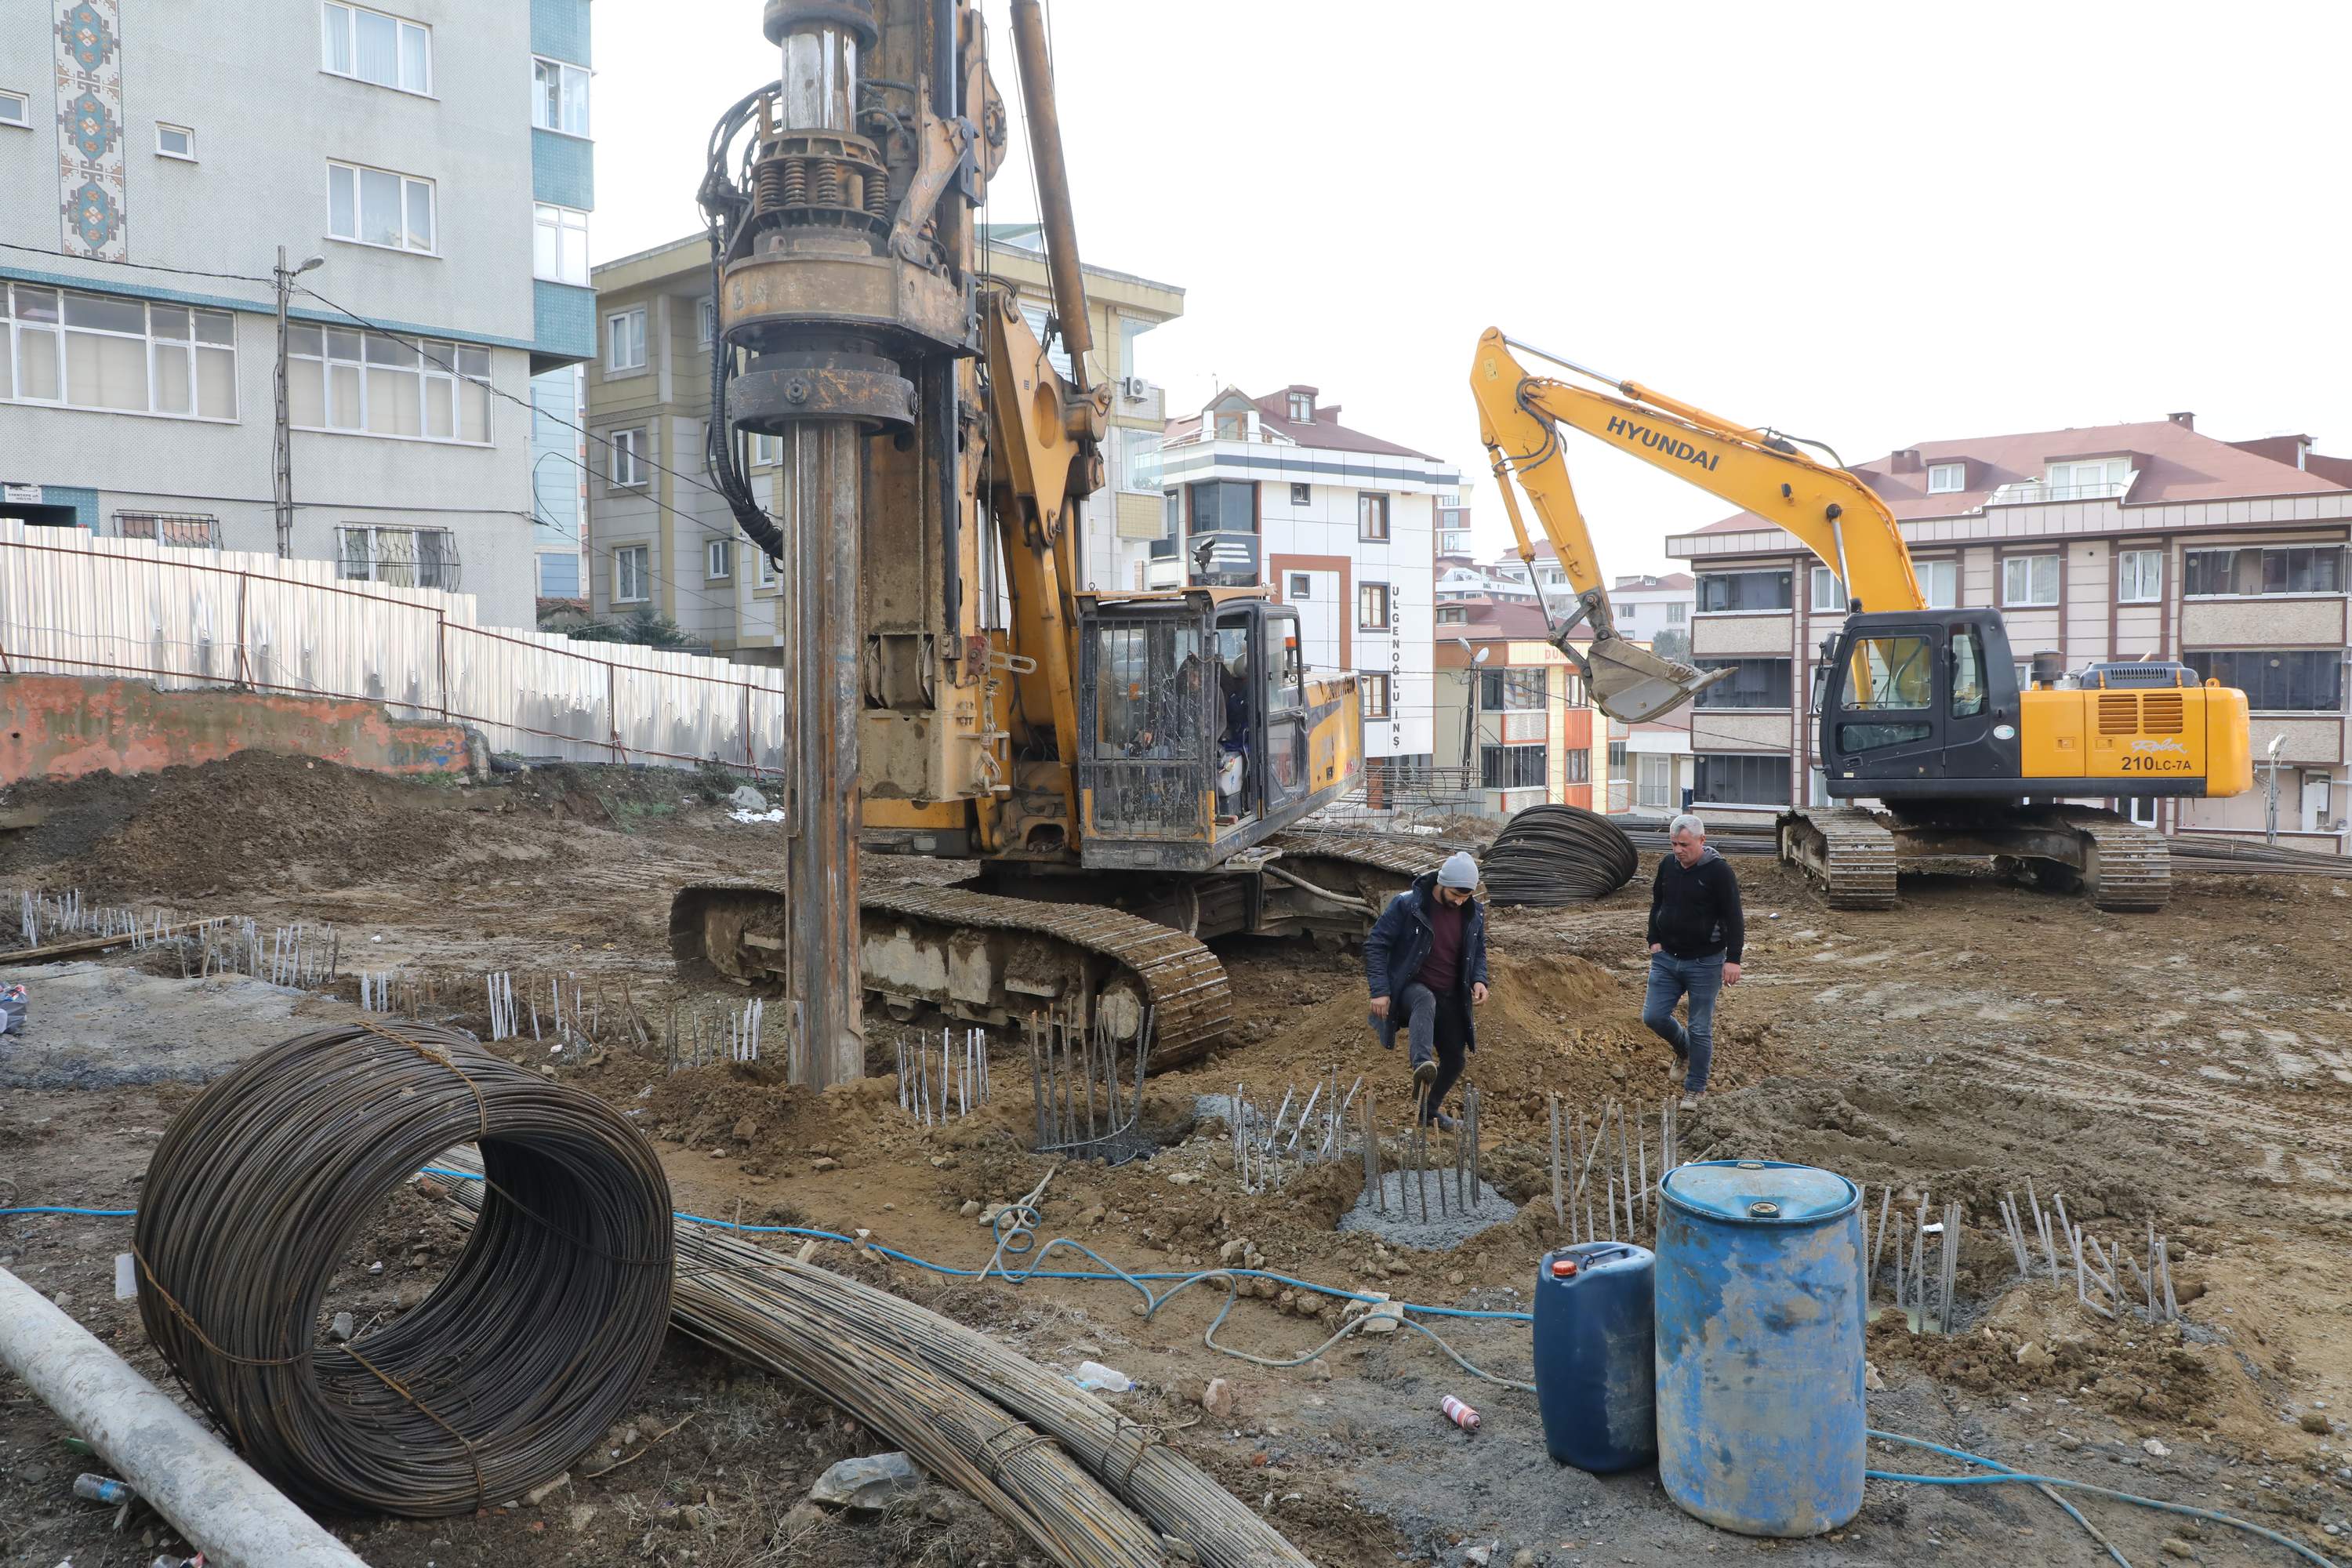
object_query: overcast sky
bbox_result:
[595,2,2352,575]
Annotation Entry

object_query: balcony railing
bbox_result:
[1985,473,2136,506]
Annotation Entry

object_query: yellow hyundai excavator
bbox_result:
[1470,328,2255,911]
[665,1,1425,1083]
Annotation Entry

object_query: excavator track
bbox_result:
[2052,806,2172,913]
[670,879,1235,1073]
[1777,808,1900,909]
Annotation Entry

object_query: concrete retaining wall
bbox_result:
[0,675,472,784]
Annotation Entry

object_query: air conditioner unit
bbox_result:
[1120,376,1150,401]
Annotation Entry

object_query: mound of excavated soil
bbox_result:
[0,753,743,903]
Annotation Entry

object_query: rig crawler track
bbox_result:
[670,879,1236,1072]
[1778,808,1900,909]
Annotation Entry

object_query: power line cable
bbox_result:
[0,239,273,288]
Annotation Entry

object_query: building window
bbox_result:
[2045,458,2130,499]
[1360,673,1392,719]
[754,549,777,588]
[2118,547,2162,604]
[532,57,591,136]
[1186,479,1253,534]
[1621,604,1637,622]
[0,91,27,127]
[1358,582,1391,630]
[336,524,458,590]
[288,325,488,441]
[1480,744,1547,790]
[1693,753,1791,807]
[1810,567,1846,613]
[2183,545,2344,598]
[1357,493,1391,542]
[2183,650,2341,713]
[2002,553,2060,607]
[1213,408,1245,441]
[706,538,733,579]
[533,205,590,286]
[606,309,646,372]
[1608,740,1628,778]
[1638,752,1673,808]
[612,544,649,604]
[1564,750,1590,785]
[1287,573,1312,599]
[746,431,779,466]
[1287,392,1312,422]
[1926,461,1964,495]
[322,2,431,95]
[1480,669,1545,710]
[328,160,434,253]
[1697,569,1793,612]
[609,426,648,487]
[696,298,717,349]
[1918,558,1958,609]
[1289,481,1311,506]
[155,123,195,160]
[1120,429,1161,493]
[114,511,220,548]
[1436,605,1468,626]
[2,285,237,420]
[1666,602,1687,623]
[1694,657,1793,710]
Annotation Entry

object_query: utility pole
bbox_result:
[272,248,323,558]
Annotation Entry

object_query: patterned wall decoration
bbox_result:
[53,0,128,261]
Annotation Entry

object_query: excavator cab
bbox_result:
[1815,609,2024,797]
[1076,590,1313,869]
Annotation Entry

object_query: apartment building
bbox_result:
[1666,415,2352,848]
[0,0,597,630]
[1431,597,1604,816]
[1159,385,1459,787]
[1610,570,1694,650]
[581,227,1180,656]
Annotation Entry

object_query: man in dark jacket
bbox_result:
[1646,813,1744,1109]
[1365,851,1489,1128]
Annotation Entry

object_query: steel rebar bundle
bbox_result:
[426,1167,1314,1568]
[1479,804,1640,904]
[133,1022,675,1517]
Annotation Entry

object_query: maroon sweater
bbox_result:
[1420,898,1467,995]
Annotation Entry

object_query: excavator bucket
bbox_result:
[1582,634,1733,724]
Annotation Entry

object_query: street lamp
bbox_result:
[271,250,326,559]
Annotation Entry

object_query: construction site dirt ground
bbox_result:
[3,756,2350,1567]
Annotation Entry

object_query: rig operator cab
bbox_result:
[1077,589,1347,872]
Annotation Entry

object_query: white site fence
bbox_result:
[0,521,788,772]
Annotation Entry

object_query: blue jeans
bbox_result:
[1643,952,1725,1094]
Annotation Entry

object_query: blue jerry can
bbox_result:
[1654,1160,1865,1537]
[1531,1241,1657,1473]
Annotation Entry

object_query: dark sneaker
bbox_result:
[1412,1058,1438,1090]
[1424,1111,1460,1131]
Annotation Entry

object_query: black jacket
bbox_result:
[1648,846,1744,963]
[1365,873,1489,1052]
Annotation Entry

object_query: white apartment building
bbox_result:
[582,227,1180,658]
[0,0,597,630]
[1158,384,1459,784]
[1610,570,1694,647]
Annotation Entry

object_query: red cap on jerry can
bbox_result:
[1550,1258,1577,1279]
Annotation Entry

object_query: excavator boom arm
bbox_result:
[1470,330,1926,722]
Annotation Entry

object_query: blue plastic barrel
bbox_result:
[1653,1160,1864,1537]
[1531,1242,1657,1472]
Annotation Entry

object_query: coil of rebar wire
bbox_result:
[133,1022,674,1518]
[1479,803,1641,903]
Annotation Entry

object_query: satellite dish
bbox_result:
[1472,646,1492,666]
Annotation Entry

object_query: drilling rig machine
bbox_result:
[672,1,1432,1085]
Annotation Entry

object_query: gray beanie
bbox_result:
[1436,851,1480,890]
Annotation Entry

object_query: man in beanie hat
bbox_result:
[1363,850,1488,1128]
